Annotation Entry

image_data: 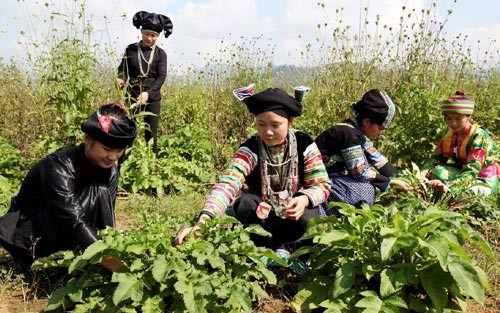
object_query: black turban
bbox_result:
[81,104,137,149]
[133,11,173,38]
[243,88,303,118]
[352,89,396,128]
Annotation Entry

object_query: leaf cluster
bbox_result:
[292,201,494,312]
[33,214,277,312]
[0,136,24,215]
[119,123,217,196]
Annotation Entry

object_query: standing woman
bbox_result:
[117,11,173,155]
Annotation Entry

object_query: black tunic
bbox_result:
[315,118,398,191]
[117,42,167,101]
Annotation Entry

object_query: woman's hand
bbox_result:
[116,78,125,89]
[285,195,309,221]
[101,255,125,272]
[391,179,413,191]
[136,91,149,106]
[174,214,210,246]
[427,179,449,193]
[174,225,202,246]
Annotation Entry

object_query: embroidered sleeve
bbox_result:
[342,144,376,181]
[362,138,389,169]
[364,138,399,178]
[298,142,332,206]
[200,146,257,217]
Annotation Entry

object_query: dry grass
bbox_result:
[467,224,500,313]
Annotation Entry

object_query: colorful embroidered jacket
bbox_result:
[423,124,500,193]
[200,129,332,218]
[315,118,399,191]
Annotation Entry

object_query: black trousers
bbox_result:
[133,100,161,155]
[233,192,321,250]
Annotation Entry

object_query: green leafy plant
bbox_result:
[447,191,500,227]
[119,123,217,196]
[0,136,24,214]
[33,214,278,312]
[292,201,493,312]
[388,163,500,225]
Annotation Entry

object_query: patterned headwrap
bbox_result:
[441,91,475,115]
[233,85,303,118]
[352,89,396,128]
[81,103,137,149]
[133,11,173,38]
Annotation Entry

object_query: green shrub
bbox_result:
[0,137,24,214]
[34,214,277,312]
[119,124,217,196]
[293,201,493,312]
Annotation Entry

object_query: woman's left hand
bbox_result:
[285,195,309,221]
[136,92,149,105]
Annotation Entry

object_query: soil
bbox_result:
[254,298,294,312]
[0,286,46,313]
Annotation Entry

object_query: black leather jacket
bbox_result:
[8,144,118,256]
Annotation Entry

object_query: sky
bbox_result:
[0,0,498,72]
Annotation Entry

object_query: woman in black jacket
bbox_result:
[0,104,136,271]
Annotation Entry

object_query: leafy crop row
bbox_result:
[34,214,280,312]
[34,178,496,312]
[293,202,492,312]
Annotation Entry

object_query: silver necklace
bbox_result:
[258,130,298,206]
[137,42,156,76]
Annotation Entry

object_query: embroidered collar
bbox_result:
[441,123,479,161]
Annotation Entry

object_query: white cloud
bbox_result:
[170,0,276,69]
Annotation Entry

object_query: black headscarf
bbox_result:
[352,89,396,128]
[81,103,137,149]
[133,11,173,38]
[243,88,303,118]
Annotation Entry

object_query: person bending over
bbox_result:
[0,103,137,271]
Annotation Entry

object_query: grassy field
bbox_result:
[0,1,499,311]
